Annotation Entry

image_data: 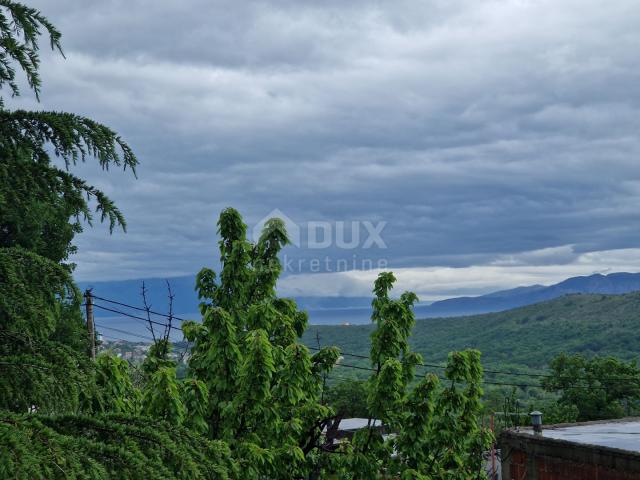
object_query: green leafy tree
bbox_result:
[88,354,140,415]
[542,353,640,421]
[180,209,492,479]
[325,379,370,418]
[0,0,137,413]
[141,366,186,425]
[2,206,495,478]
[181,208,339,479]
[533,399,579,425]
[321,272,493,480]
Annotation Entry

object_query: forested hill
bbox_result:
[303,291,640,371]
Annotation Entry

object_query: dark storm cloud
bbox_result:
[8,0,640,295]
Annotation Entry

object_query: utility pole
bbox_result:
[85,289,95,360]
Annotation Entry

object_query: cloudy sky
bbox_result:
[11,0,640,299]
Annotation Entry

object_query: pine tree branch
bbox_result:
[0,109,138,173]
[0,0,63,99]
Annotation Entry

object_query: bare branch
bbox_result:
[163,279,174,345]
[140,281,157,343]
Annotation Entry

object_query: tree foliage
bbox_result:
[0,247,92,414]
[543,353,640,421]
[0,1,137,266]
[325,379,370,418]
[178,209,492,479]
[0,413,238,479]
[180,208,339,479]
[319,271,493,479]
[0,0,63,99]
[0,0,137,412]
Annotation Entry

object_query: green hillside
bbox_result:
[303,292,640,377]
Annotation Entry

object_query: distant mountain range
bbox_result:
[79,271,640,326]
[416,271,640,318]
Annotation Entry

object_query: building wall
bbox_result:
[501,430,640,480]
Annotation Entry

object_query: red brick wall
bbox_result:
[508,448,640,480]
[509,450,527,479]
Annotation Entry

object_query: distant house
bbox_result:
[323,417,384,445]
[500,418,640,479]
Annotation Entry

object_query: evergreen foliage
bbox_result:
[0,4,194,477]
[0,0,137,266]
[0,247,91,413]
[0,0,137,414]
[0,0,62,99]
[0,413,238,479]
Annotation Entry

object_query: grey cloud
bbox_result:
[6,0,640,286]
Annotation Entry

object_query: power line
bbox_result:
[91,310,630,388]
[91,294,192,323]
[83,295,605,381]
[94,295,549,381]
[92,317,547,389]
[89,321,635,391]
[92,303,183,332]
[86,298,640,388]
[331,360,544,389]
[333,362,378,372]
[308,346,552,380]
[95,323,156,342]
